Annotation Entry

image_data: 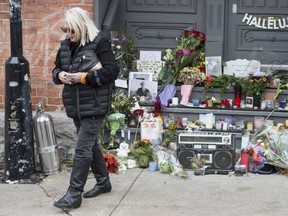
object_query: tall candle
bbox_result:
[206,113,213,129]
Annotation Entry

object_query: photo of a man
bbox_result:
[136,81,152,102]
[129,79,157,103]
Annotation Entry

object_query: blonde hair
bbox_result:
[61,7,99,46]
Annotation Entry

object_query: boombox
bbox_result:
[177,131,236,174]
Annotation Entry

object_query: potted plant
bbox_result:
[241,76,269,108]
[241,76,269,96]
[204,74,238,98]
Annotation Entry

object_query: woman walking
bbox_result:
[51,7,119,210]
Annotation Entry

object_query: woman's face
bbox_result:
[61,25,77,42]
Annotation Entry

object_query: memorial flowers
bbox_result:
[130,139,153,168]
[249,122,288,171]
[241,76,269,96]
[190,154,206,174]
[111,31,137,75]
[103,153,119,173]
[158,27,206,86]
[274,82,288,100]
[177,67,205,85]
[204,74,238,98]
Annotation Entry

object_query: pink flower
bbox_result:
[182,48,191,56]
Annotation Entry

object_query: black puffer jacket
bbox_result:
[52,32,119,119]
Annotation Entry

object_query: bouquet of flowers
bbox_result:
[249,122,288,171]
[111,31,137,76]
[177,67,205,85]
[106,113,126,148]
[103,153,118,173]
[130,139,153,168]
[111,90,136,117]
[158,27,206,86]
[190,154,206,175]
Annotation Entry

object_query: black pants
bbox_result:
[73,117,108,177]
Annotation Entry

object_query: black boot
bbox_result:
[54,158,91,209]
[53,187,82,210]
[83,143,112,198]
[83,176,112,198]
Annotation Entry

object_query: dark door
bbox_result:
[123,0,206,52]
[224,0,288,65]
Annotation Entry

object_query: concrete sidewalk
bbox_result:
[0,168,288,216]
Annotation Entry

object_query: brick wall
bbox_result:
[0,0,94,111]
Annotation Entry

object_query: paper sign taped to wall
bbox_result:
[223,59,260,77]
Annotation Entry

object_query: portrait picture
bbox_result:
[205,56,222,76]
[129,79,158,103]
[246,96,254,108]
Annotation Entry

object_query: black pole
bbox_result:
[4,0,35,181]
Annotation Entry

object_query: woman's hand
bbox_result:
[58,71,74,85]
[65,72,85,84]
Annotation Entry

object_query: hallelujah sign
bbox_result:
[242,13,288,29]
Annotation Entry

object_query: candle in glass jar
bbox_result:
[247,122,253,131]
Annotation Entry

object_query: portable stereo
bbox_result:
[177,131,235,174]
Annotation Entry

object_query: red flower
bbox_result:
[248,147,254,155]
[220,99,231,107]
[200,34,206,42]
[192,30,201,37]
[103,153,118,173]
[201,100,208,105]
[205,76,214,84]
[133,109,144,117]
[199,66,206,73]
[184,27,194,37]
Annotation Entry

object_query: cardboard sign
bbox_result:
[136,60,164,81]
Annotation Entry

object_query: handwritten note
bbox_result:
[136,60,164,81]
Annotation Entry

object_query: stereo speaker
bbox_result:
[177,149,235,173]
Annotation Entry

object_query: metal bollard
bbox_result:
[33,102,61,175]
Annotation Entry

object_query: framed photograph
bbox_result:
[129,72,153,81]
[128,79,158,103]
[205,56,222,76]
[246,96,254,108]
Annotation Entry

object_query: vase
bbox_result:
[180,85,194,105]
[138,155,150,168]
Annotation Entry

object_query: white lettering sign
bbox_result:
[242,13,288,29]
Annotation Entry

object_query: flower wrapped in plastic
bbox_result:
[106,113,126,148]
[155,146,188,179]
[158,27,206,86]
[249,122,288,171]
[130,139,153,168]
